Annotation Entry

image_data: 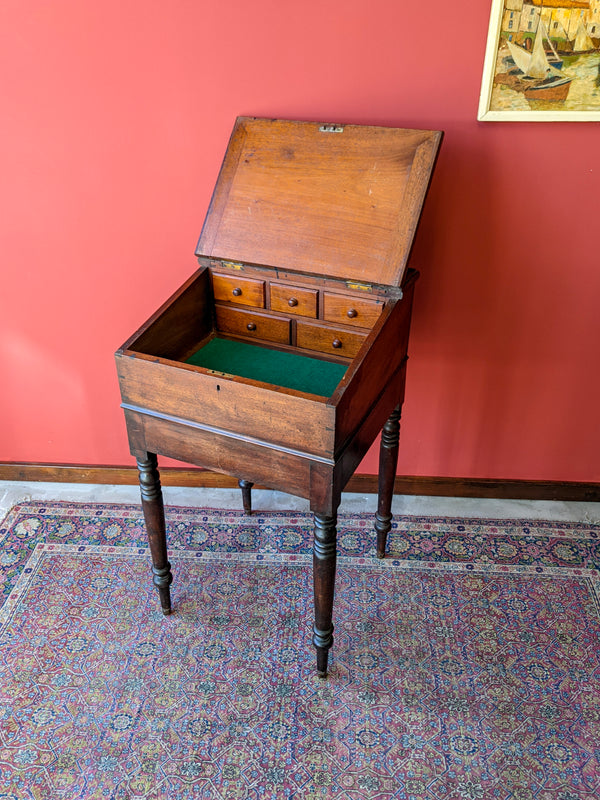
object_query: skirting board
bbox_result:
[0,463,599,502]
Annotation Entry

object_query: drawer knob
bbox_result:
[347,308,358,319]
[288,297,298,307]
[232,287,242,297]
[332,338,342,349]
[246,322,257,331]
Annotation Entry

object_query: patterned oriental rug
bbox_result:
[1,503,600,800]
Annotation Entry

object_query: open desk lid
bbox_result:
[196,117,442,288]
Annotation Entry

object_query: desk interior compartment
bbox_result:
[119,267,352,402]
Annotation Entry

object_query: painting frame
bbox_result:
[478,0,600,121]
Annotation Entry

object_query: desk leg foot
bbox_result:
[312,512,337,678]
[137,454,173,615]
[375,406,401,558]
[239,479,254,515]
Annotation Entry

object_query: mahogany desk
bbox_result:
[116,118,442,677]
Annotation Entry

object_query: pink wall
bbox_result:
[1,1,599,481]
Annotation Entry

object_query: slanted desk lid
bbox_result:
[196,117,442,288]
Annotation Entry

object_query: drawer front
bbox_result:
[323,292,384,328]
[215,305,291,344]
[212,273,265,307]
[296,321,368,359]
[270,282,318,318]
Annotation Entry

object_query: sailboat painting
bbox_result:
[479,0,600,119]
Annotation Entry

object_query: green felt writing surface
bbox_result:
[186,337,347,397]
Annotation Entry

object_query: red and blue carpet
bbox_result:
[0,502,599,799]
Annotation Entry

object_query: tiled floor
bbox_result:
[1,481,599,524]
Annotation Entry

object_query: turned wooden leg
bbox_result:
[374,406,401,559]
[312,512,337,678]
[136,454,173,615]
[239,479,254,515]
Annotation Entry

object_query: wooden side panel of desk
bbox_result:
[121,268,213,361]
[334,358,408,493]
[331,274,416,457]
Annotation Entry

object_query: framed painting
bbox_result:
[478,0,600,120]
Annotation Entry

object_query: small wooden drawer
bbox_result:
[215,305,290,344]
[296,320,368,359]
[212,273,265,308]
[270,282,318,318]
[323,292,384,329]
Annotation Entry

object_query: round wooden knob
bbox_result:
[246,322,256,331]
[288,297,298,307]
[347,308,358,319]
[332,338,342,349]
[232,287,242,297]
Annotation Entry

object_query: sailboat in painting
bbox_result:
[505,19,572,101]
[567,19,596,55]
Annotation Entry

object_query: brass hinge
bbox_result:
[221,260,244,271]
[345,281,372,292]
